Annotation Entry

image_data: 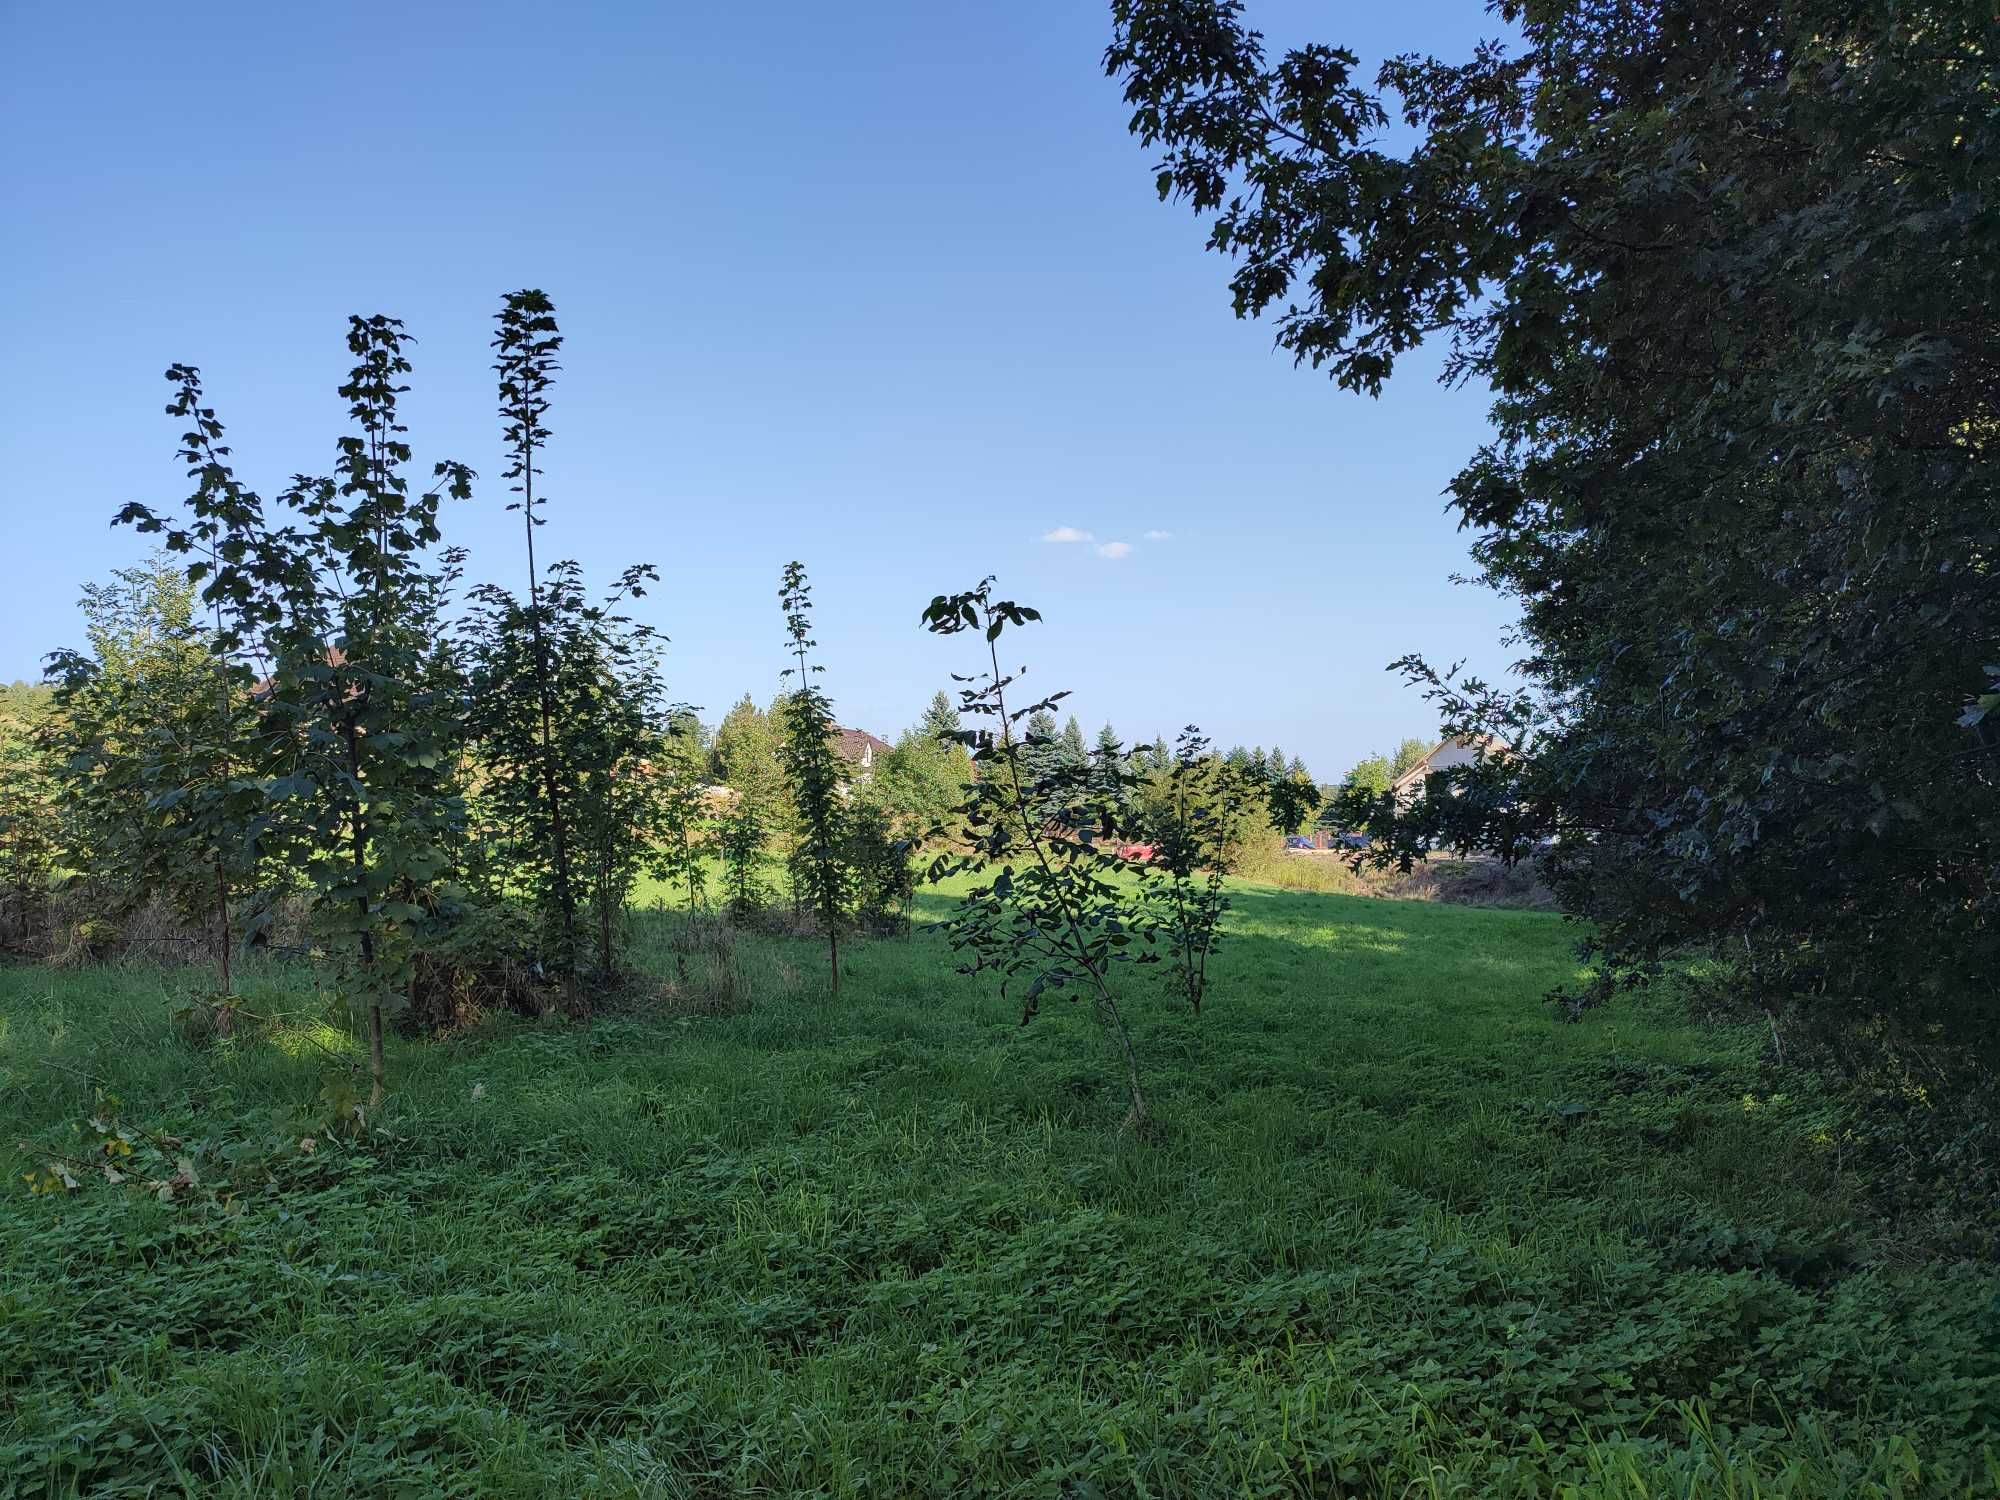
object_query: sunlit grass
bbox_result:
[1,883,1993,1496]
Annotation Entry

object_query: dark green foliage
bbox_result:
[0,687,57,952]
[490,288,580,990]
[921,578,1157,1128]
[405,891,546,1031]
[464,561,668,989]
[458,293,675,993]
[1019,707,1063,824]
[843,796,915,933]
[1059,715,1089,774]
[718,794,771,918]
[875,690,973,846]
[568,571,673,980]
[116,321,475,1100]
[1142,728,1258,1014]
[42,560,254,939]
[777,561,849,993]
[1107,0,2000,1057]
[648,723,712,911]
[1092,721,1131,820]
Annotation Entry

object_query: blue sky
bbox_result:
[1,0,1517,778]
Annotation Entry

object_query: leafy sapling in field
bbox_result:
[921,578,1157,1131]
[561,562,671,980]
[649,718,712,911]
[1142,727,1259,1016]
[777,561,849,995]
[844,795,915,934]
[464,292,671,1000]
[124,316,475,1104]
[85,368,306,1014]
[492,289,580,996]
[43,557,263,1014]
[291,317,473,1103]
[718,793,771,919]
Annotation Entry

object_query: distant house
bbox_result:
[1389,734,1509,810]
[833,727,894,785]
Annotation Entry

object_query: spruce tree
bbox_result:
[1061,715,1089,773]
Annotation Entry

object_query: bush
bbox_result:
[845,800,914,935]
[404,895,546,1033]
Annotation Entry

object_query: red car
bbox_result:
[1115,843,1156,862]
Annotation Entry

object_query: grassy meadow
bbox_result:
[1,881,1994,1497]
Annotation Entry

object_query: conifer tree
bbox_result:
[1061,715,1090,773]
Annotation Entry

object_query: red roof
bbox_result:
[833,727,893,763]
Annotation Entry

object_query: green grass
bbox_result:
[1,882,1994,1496]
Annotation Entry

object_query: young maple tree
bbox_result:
[123,317,473,1103]
[777,561,850,994]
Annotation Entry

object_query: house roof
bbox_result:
[833,727,893,763]
[250,645,349,701]
[1389,733,1510,793]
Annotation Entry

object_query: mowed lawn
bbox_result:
[1,884,1993,1497]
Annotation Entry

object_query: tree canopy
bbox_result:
[1108,0,1999,1051]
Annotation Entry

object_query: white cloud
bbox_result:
[1096,541,1133,560]
[1042,526,1094,544]
[1144,529,1174,541]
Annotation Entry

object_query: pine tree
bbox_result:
[1094,722,1131,821]
[920,690,960,744]
[1060,715,1089,772]
[1023,709,1061,821]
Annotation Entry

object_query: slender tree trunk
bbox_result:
[597,853,614,979]
[1094,981,1148,1130]
[344,716,384,1107]
[829,929,839,998]
[209,573,235,1032]
[521,445,578,1006]
[212,858,235,1037]
[368,1002,386,1108]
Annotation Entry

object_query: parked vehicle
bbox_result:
[1284,835,1313,850]
[1337,832,1371,850]
[1115,843,1156,862]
